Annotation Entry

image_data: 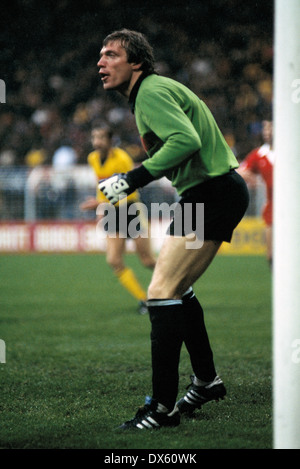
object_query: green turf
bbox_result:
[0,253,272,449]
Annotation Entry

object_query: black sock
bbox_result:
[182,290,217,382]
[147,299,184,410]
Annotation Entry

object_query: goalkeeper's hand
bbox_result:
[98,173,133,205]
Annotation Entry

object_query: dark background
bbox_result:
[0,0,274,164]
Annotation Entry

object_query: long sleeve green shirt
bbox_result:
[131,74,238,195]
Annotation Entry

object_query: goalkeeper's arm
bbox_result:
[98,164,155,205]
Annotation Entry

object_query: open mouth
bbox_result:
[100,72,109,82]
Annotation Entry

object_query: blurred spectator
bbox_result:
[25,148,47,167]
[52,142,78,168]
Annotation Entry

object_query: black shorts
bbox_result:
[168,170,249,243]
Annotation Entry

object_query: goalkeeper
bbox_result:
[98,29,249,430]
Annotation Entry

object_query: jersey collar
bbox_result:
[128,72,156,113]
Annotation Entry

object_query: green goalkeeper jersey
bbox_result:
[131,74,239,195]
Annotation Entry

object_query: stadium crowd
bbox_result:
[0,0,273,168]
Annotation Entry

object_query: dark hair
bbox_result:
[91,122,113,140]
[103,29,155,74]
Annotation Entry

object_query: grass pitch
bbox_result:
[0,253,272,449]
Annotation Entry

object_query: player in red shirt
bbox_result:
[238,121,274,266]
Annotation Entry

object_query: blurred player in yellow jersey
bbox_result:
[80,124,156,314]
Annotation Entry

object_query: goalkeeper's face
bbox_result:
[98,41,141,96]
